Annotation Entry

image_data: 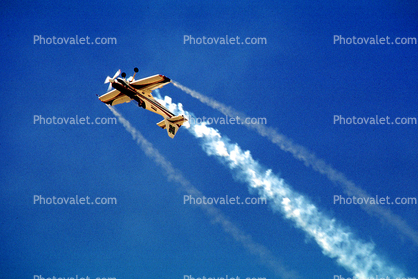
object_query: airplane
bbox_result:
[98,68,187,138]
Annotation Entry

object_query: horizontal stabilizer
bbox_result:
[157,115,187,139]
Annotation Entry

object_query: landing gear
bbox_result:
[138,99,146,109]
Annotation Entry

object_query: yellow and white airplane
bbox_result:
[99,68,187,138]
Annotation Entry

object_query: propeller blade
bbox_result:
[104,69,121,84]
[104,69,121,91]
[112,69,121,80]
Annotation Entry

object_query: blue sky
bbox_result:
[1,0,417,278]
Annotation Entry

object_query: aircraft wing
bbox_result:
[98,74,170,105]
[130,74,171,99]
[98,89,132,106]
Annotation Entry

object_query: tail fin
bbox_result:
[156,115,187,139]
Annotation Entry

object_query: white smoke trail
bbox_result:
[155,96,406,278]
[171,81,418,246]
[107,105,302,279]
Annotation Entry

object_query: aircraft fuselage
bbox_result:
[111,79,175,120]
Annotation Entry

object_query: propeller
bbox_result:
[104,69,121,91]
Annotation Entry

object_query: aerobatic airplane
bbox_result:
[99,68,187,138]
